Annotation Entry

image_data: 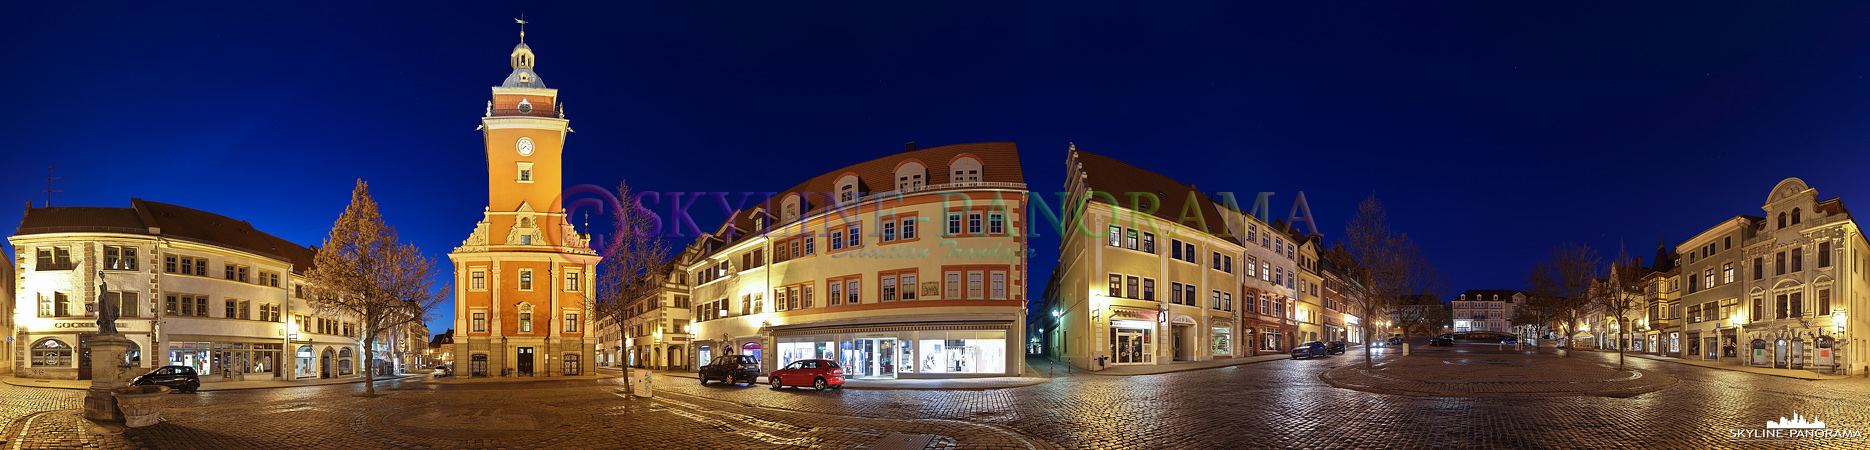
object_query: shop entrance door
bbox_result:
[1115,329,1149,364]
[854,338,896,379]
[78,335,94,381]
[517,347,534,375]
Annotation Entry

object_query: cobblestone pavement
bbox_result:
[6,345,1870,449]
[1321,347,1680,397]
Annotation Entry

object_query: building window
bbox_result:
[1108,225,1121,247]
[1819,242,1832,267]
[1776,294,1789,319]
[882,221,897,242]
[1171,239,1182,260]
[1776,252,1786,275]
[471,271,487,290]
[31,339,72,368]
[992,272,1007,299]
[1792,248,1803,272]
[1184,242,1197,263]
[902,217,917,240]
[1125,276,1139,299]
[104,246,138,271]
[1222,292,1233,311]
[1212,290,1222,310]
[969,213,984,235]
[969,272,985,299]
[1723,263,1733,284]
[1247,257,1258,276]
[1818,289,1831,314]
[847,225,861,248]
[1753,257,1763,280]
[1792,208,1802,224]
[950,214,964,236]
[846,280,860,304]
[519,313,532,333]
[829,281,843,307]
[565,272,581,291]
[1223,256,1233,273]
[1171,282,1184,305]
[519,270,533,290]
[1185,284,1197,307]
[1142,278,1155,301]
[1212,252,1222,270]
[882,276,898,301]
[831,230,845,251]
[948,272,963,299]
[1704,269,1714,289]
[900,275,916,300]
[989,213,1004,235]
[804,236,815,255]
[473,312,487,332]
[1790,292,1804,316]
[36,247,74,270]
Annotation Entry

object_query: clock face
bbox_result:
[516,137,535,156]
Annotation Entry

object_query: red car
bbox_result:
[768,359,845,391]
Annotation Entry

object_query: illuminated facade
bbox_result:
[682,142,1029,379]
[1738,178,1866,375]
[448,35,600,377]
[10,199,363,381]
[1040,146,1301,371]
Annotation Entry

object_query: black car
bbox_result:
[132,365,200,393]
[1386,336,1405,346]
[1290,341,1329,359]
[1430,335,1454,347]
[699,355,761,386]
[1326,341,1348,355]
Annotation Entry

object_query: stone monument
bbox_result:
[82,272,137,421]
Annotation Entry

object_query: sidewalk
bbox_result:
[1073,352,1295,376]
[1607,351,1856,380]
[635,366,1048,390]
[3,373,417,391]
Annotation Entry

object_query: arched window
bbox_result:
[338,348,354,376]
[31,338,72,367]
[893,160,927,192]
[781,194,802,223]
[1791,208,1801,225]
[1778,213,1787,229]
[949,155,983,184]
[835,174,861,204]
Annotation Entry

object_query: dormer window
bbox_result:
[949,155,983,184]
[835,174,861,204]
[893,160,927,191]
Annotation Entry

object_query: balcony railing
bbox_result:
[491,108,560,119]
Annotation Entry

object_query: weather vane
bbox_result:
[515,16,528,42]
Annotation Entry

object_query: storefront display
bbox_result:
[1211,326,1232,355]
[775,329,1008,378]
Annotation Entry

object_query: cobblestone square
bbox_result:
[7,346,1868,449]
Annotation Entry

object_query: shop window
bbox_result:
[338,348,354,376]
[31,338,72,367]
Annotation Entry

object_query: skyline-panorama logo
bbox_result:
[1766,412,1825,429]
[1730,411,1862,442]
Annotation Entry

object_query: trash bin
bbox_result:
[631,369,653,398]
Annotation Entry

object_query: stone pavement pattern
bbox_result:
[4,347,1869,449]
[1322,352,1680,397]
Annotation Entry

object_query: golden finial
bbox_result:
[515,16,528,42]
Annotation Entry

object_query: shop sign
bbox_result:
[53,321,135,329]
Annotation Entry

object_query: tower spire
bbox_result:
[515,16,528,42]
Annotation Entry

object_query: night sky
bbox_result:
[8,2,1870,336]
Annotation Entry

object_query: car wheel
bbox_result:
[813,378,827,391]
[771,377,784,389]
[699,376,709,385]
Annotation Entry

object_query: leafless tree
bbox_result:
[1392,294,1451,338]
[591,179,670,395]
[305,180,446,396]
[1328,194,1450,369]
[1597,243,1646,369]
[1524,242,1600,357]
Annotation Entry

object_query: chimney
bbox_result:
[904,142,917,152]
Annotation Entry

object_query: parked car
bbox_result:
[1500,336,1521,346]
[132,365,201,393]
[434,364,452,377]
[768,359,846,391]
[1430,335,1454,347]
[1386,336,1405,346]
[1290,341,1329,359]
[699,355,762,386]
[1326,341,1348,355]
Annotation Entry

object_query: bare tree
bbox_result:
[305,180,446,396]
[1392,294,1450,338]
[1328,194,1450,369]
[1523,242,1599,357]
[1597,243,1646,369]
[591,179,670,395]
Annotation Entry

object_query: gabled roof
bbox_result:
[15,198,320,274]
[1071,149,1240,245]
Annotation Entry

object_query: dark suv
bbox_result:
[699,355,761,386]
[132,365,201,393]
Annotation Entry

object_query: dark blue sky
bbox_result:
[8,2,1870,336]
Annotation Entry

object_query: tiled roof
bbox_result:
[1071,149,1240,246]
[688,142,1025,260]
[15,199,319,274]
[1457,289,1525,301]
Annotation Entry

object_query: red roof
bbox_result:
[1070,149,1241,246]
[16,199,319,273]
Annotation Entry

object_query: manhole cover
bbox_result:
[874,433,936,450]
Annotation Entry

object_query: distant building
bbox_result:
[0,252,13,375]
[428,329,454,365]
[1451,290,1524,333]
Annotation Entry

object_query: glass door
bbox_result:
[853,338,896,379]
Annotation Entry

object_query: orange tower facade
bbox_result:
[448,33,599,377]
